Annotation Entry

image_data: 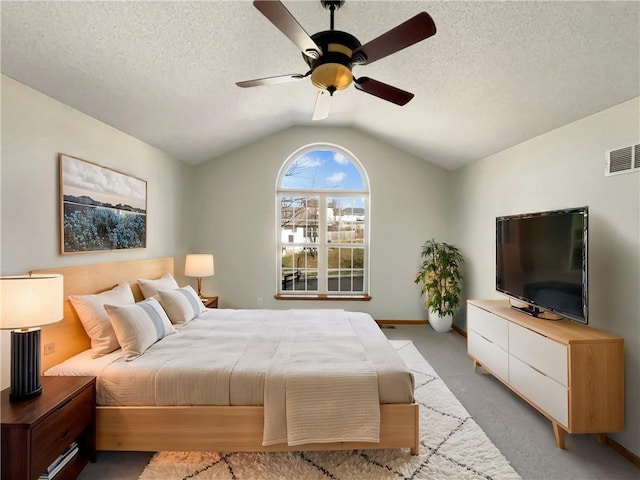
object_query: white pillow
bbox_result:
[138,273,179,299]
[157,285,206,324]
[69,283,135,357]
[105,298,176,361]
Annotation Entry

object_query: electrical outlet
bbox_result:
[257,297,263,307]
[44,342,55,355]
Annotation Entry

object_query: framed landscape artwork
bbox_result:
[59,154,147,254]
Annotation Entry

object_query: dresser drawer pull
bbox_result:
[57,398,73,411]
[479,333,494,345]
[59,429,71,440]
[526,362,548,378]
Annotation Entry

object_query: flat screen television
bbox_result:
[496,207,588,324]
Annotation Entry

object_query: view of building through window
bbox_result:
[277,146,369,296]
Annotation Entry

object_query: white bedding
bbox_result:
[262,309,380,446]
[46,308,414,445]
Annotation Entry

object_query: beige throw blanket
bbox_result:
[263,310,380,446]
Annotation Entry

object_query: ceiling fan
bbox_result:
[236,0,436,121]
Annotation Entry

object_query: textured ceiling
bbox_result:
[2,1,639,170]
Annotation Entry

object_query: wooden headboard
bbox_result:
[32,257,174,372]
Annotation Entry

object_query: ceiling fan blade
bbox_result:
[352,12,436,65]
[354,77,414,106]
[312,91,331,121]
[236,74,306,88]
[253,1,322,58]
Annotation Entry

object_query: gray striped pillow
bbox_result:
[157,285,207,324]
[105,298,176,361]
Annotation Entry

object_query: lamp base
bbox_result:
[9,386,42,401]
[197,277,203,298]
[9,329,42,401]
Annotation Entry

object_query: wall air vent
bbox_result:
[605,144,640,176]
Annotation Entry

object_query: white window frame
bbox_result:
[275,143,371,299]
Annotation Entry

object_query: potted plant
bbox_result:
[414,239,464,332]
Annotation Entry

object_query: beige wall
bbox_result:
[0,75,192,388]
[190,126,452,320]
[450,97,640,456]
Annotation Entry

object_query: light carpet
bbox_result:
[138,341,521,479]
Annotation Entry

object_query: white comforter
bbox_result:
[46,308,414,446]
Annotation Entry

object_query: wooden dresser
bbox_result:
[467,299,624,448]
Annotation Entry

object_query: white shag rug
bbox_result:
[138,341,521,480]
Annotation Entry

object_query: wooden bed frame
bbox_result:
[34,257,419,455]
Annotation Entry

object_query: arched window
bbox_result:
[276,144,370,299]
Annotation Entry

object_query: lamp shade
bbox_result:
[185,254,214,278]
[0,274,64,330]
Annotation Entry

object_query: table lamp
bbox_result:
[184,254,214,298]
[0,274,63,400]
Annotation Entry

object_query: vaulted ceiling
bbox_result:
[2,1,638,170]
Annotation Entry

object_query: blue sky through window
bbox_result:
[281,149,365,191]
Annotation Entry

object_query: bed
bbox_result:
[34,257,419,455]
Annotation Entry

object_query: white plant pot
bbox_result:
[428,310,453,333]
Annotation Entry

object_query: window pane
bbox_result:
[327,269,340,292]
[281,150,365,190]
[280,196,294,244]
[281,246,318,292]
[327,248,365,293]
[353,248,364,268]
[352,269,365,292]
[327,272,365,293]
[329,247,349,268]
[327,247,338,269]
[280,247,320,270]
[328,197,366,244]
[281,196,319,244]
[298,247,318,269]
[302,270,318,292]
[327,247,365,269]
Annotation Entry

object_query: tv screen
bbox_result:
[496,207,588,324]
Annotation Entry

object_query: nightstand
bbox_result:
[1,376,96,480]
[202,296,218,308]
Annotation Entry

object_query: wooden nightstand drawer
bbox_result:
[30,385,94,477]
[203,296,218,308]
[2,376,96,480]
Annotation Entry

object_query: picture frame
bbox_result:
[59,153,147,254]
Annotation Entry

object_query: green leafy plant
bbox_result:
[414,239,464,317]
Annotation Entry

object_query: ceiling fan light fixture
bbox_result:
[306,30,360,92]
[239,1,437,119]
[311,62,352,91]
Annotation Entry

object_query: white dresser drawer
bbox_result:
[468,305,508,350]
[509,322,568,386]
[468,330,509,382]
[509,354,568,427]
